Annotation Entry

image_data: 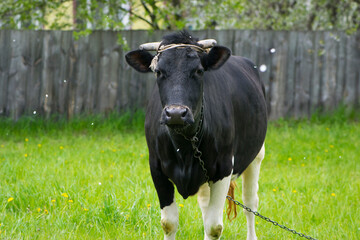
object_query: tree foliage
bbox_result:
[0,0,359,32]
[183,0,360,32]
[0,0,66,29]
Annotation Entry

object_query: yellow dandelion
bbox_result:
[38,144,42,148]
[25,138,29,142]
[140,154,144,158]
[24,154,28,157]
[68,199,73,203]
[143,232,146,237]
[325,149,328,153]
[84,208,89,211]
[1,144,4,148]
[179,204,184,208]
[331,193,336,197]
[51,199,56,203]
[61,193,69,198]
[293,190,297,193]
[256,221,259,225]
[101,150,105,153]
[288,157,292,161]
[326,128,330,131]
[330,145,334,148]
[37,208,41,212]
[272,189,277,192]
[147,203,151,209]
[44,209,49,214]
[60,146,64,150]
[7,197,14,202]
[110,174,114,178]
[112,149,116,152]
[125,214,130,220]
[301,163,305,167]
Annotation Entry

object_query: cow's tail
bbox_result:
[226,180,238,220]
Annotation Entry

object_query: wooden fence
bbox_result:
[0,30,359,120]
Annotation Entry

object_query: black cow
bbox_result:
[126,31,267,240]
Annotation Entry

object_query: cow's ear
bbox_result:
[125,50,154,73]
[202,46,231,70]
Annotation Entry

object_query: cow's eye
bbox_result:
[155,70,161,78]
[196,69,204,76]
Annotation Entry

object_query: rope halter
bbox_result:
[139,39,217,72]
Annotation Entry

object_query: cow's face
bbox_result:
[155,48,204,127]
[126,45,230,129]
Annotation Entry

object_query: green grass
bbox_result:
[0,111,359,239]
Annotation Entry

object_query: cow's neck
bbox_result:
[167,110,204,170]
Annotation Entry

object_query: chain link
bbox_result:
[226,196,318,240]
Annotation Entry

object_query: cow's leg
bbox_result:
[150,161,179,240]
[241,144,265,240]
[198,174,232,240]
[197,183,210,228]
[161,198,179,240]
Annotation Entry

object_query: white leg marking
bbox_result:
[242,144,265,240]
[200,173,232,240]
[161,200,179,240]
[197,183,210,221]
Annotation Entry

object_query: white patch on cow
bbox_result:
[241,144,265,240]
[161,200,179,240]
[197,183,210,218]
[231,172,240,181]
[231,156,241,180]
[198,173,232,240]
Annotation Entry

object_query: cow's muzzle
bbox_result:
[160,105,194,127]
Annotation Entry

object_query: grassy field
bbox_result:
[0,111,359,239]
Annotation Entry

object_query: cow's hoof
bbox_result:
[161,219,176,236]
[206,224,223,239]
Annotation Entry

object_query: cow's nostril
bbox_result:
[165,108,171,117]
[181,109,188,118]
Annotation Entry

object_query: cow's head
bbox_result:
[126,31,231,131]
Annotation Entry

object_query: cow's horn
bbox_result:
[139,42,161,51]
[198,39,217,48]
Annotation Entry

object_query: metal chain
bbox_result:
[173,98,317,240]
[189,135,209,183]
[226,196,318,240]
[174,99,209,182]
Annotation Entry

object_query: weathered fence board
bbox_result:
[0,29,359,120]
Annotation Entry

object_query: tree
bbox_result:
[0,0,359,32]
[0,0,60,29]
[181,0,359,31]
